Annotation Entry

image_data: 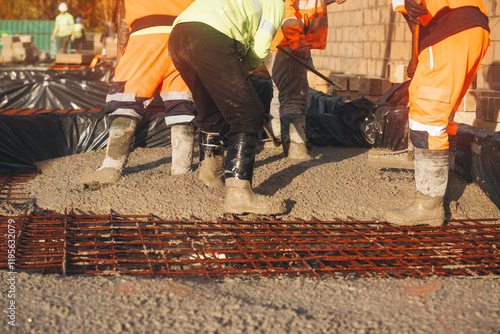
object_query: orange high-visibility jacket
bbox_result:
[392,0,487,25]
[271,0,328,51]
[124,0,190,27]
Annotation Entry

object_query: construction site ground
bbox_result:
[1,143,500,333]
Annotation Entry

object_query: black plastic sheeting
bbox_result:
[0,112,169,170]
[0,66,114,109]
[471,131,500,209]
[306,84,409,150]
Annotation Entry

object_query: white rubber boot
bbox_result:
[287,115,310,161]
[383,148,449,226]
[88,117,137,187]
[198,131,224,188]
[171,125,195,175]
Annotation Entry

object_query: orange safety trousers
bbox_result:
[114,33,191,100]
[409,26,489,150]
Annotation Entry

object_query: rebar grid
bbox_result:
[0,170,39,201]
[1,212,499,278]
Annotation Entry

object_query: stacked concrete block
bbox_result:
[328,73,360,101]
[0,35,39,63]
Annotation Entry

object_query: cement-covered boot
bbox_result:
[282,115,310,161]
[224,178,286,215]
[171,125,195,175]
[383,148,449,226]
[90,117,137,186]
[223,132,286,215]
[263,117,283,149]
[198,131,224,188]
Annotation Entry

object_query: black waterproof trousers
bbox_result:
[169,22,265,134]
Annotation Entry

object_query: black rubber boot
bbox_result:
[223,133,286,215]
[198,131,224,188]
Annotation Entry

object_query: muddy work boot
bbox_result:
[223,132,286,215]
[383,148,449,226]
[88,117,137,187]
[198,131,224,188]
[171,125,195,175]
[281,114,311,161]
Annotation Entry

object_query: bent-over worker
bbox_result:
[169,0,286,215]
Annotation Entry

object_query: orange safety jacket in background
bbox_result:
[106,0,195,125]
[270,0,328,51]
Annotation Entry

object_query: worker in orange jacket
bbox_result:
[384,0,490,226]
[263,0,347,160]
[88,0,196,187]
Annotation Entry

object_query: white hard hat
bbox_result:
[58,3,68,12]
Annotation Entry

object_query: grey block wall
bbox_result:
[310,0,500,130]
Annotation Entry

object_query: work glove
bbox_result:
[51,35,55,42]
[71,35,75,42]
[405,0,428,24]
[292,45,310,60]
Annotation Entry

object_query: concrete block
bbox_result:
[55,53,95,64]
[485,64,500,91]
[0,35,20,45]
[330,74,349,91]
[387,64,408,83]
[474,90,500,122]
[18,35,33,43]
[359,76,383,95]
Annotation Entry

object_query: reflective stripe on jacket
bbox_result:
[271,0,328,51]
[174,0,285,69]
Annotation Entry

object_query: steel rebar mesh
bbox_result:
[1,212,499,278]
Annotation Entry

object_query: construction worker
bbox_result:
[71,17,85,53]
[51,3,74,54]
[384,0,490,226]
[88,0,197,187]
[263,0,347,160]
[169,0,286,215]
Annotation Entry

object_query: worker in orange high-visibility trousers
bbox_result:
[263,0,347,161]
[384,0,490,226]
[88,0,197,188]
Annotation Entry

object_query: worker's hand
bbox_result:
[405,0,428,24]
[51,35,55,42]
[292,46,310,60]
[71,35,75,42]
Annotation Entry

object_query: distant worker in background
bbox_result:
[384,0,490,226]
[169,0,286,215]
[263,0,347,161]
[87,0,197,187]
[51,3,74,54]
[71,17,86,53]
